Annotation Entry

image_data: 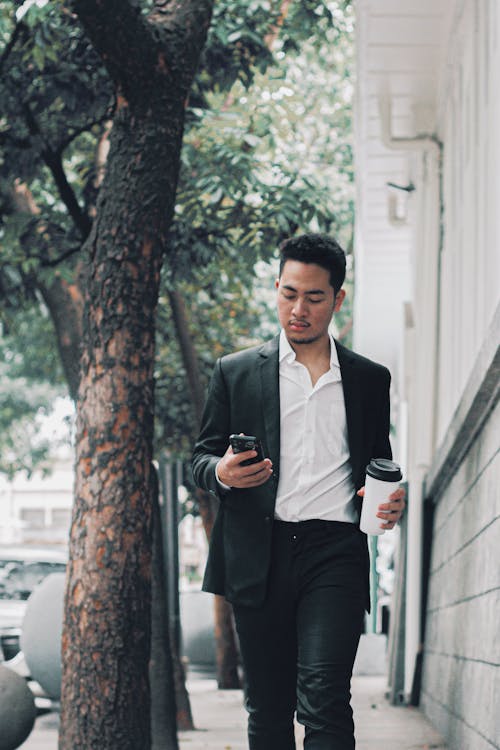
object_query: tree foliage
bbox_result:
[156,4,356,455]
[0,304,68,476]
[0,0,355,470]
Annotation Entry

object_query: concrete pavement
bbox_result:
[20,675,447,749]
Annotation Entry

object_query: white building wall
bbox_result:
[419,4,500,748]
[353,1,415,383]
[435,0,500,444]
[354,2,499,748]
[0,458,74,545]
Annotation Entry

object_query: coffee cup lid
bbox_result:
[366,458,402,482]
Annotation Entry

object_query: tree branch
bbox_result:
[71,0,214,100]
[43,150,92,239]
[11,181,83,268]
[7,180,84,400]
[23,105,92,239]
[40,246,82,268]
[264,0,293,51]
[167,289,205,426]
[11,179,41,216]
[59,111,114,154]
[71,0,155,91]
[39,273,84,402]
[148,0,215,68]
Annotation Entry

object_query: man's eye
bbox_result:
[307,298,322,304]
[283,294,295,300]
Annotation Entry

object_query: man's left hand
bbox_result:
[357,486,406,531]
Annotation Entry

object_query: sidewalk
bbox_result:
[21,675,448,749]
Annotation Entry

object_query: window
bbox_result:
[51,508,72,529]
[19,508,45,529]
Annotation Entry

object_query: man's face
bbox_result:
[275,260,345,346]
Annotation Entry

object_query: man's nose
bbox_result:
[292,298,308,317]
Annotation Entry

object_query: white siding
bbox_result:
[355,2,500,749]
[436,0,500,444]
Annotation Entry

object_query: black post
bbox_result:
[158,454,181,654]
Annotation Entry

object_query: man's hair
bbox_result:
[278,233,346,293]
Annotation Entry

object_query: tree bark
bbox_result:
[213,594,240,689]
[59,2,214,748]
[171,641,194,731]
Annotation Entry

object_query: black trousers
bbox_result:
[233,519,366,750]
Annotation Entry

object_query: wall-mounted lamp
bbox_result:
[386,181,415,226]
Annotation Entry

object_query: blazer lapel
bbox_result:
[335,340,364,486]
[258,336,281,471]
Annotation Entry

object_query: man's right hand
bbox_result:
[217,444,273,489]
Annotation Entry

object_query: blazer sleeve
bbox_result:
[192,358,231,498]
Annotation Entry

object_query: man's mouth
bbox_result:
[289,320,310,330]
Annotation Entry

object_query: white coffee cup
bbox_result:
[360,458,402,535]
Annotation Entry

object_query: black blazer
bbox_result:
[192,335,392,608]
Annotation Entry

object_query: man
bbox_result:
[192,234,405,750]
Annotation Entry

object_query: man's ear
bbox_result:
[275,278,280,289]
[334,288,346,312]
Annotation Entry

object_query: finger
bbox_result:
[380,516,398,527]
[222,444,236,458]
[237,459,272,477]
[377,513,401,522]
[388,488,405,500]
[222,462,272,488]
[378,500,405,512]
[238,465,273,486]
[229,449,259,466]
[382,506,403,521]
[239,464,273,484]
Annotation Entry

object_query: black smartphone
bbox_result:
[229,434,265,466]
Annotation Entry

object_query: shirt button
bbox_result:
[264,516,271,523]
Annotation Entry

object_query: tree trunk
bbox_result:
[59,2,214,748]
[59,112,166,748]
[197,489,241,689]
[171,642,194,731]
[213,595,240,689]
[167,290,206,425]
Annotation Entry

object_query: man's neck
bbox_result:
[287,333,331,370]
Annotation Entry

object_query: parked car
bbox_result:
[0,546,67,664]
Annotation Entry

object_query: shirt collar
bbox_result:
[279,329,340,371]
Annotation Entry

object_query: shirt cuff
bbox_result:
[215,460,231,491]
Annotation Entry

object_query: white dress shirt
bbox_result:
[274,329,357,523]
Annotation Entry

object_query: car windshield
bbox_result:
[0,560,66,601]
